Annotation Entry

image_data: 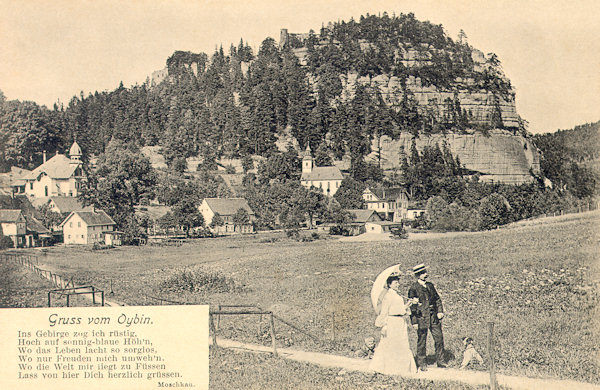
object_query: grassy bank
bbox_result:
[10,211,600,383]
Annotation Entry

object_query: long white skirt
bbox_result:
[369,316,417,375]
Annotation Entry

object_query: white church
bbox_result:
[23,141,85,198]
[300,145,343,197]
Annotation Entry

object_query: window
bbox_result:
[77,222,81,228]
[30,183,33,190]
[81,235,84,238]
[44,186,48,196]
[68,235,71,239]
[69,222,73,228]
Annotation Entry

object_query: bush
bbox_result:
[0,235,14,249]
[286,229,300,240]
[160,268,245,293]
[390,226,408,239]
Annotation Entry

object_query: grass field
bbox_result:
[5,211,599,384]
[209,346,498,390]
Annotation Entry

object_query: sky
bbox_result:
[0,0,598,134]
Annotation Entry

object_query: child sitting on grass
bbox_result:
[354,337,376,359]
[460,337,484,369]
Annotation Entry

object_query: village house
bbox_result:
[199,198,255,234]
[134,205,172,236]
[60,209,119,245]
[364,220,405,234]
[363,187,410,221]
[300,146,343,197]
[0,166,31,196]
[317,209,382,235]
[24,215,51,247]
[0,209,26,248]
[23,141,84,199]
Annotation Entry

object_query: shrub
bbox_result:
[160,268,244,293]
[390,226,408,239]
[0,235,14,249]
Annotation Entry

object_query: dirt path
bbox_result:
[211,337,600,390]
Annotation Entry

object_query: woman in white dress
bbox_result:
[370,272,418,375]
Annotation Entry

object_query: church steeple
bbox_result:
[69,140,82,165]
[302,144,313,174]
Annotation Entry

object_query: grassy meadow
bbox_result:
[6,211,599,383]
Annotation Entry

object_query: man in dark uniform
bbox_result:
[408,263,446,371]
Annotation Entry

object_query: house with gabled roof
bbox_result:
[24,215,51,247]
[300,145,343,197]
[0,166,31,195]
[60,209,118,245]
[23,142,84,199]
[0,209,26,248]
[199,198,255,234]
[32,196,88,215]
[363,187,410,221]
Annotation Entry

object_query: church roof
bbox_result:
[26,154,79,180]
[301,166,343,181]
[69,141,82,156]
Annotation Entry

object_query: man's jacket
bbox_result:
[408,281,444,328]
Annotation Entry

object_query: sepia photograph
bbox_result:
[0,1,598,389]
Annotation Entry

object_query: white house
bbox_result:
[0,209,26,248]
[363,187,409,221]
[300,146,343,197]
[199,198,255,234]
[23,142,84,199]
[60,209,117,245]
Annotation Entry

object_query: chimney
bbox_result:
[43,150,47,163]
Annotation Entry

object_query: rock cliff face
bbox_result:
[281,27,537,184]
[369,130,541,184]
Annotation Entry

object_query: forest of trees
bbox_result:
[0,13,520,175]
[0,13,596,238]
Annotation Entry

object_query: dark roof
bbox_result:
[345,209,382,223]
[134,205,172,220]
[49,197,87,214]
[0,209,24,222]
[24,215,50,234]
[0,195,41,220]
[62,210,116,227]
[0,167,31,188]
[301,166,343,181]
[203,198,254,216]
[367,187,409,201]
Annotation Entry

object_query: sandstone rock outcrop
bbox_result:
[369,130,541,184]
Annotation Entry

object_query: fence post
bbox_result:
[92,287,96,304]
[66,294,70,307]
[331,312,336,342]
[48,292,51,307]
[209,313,218,347]
[258,313,262,336]
[270,313,277,356]
[101,291,104,307]
[488,322,497,390]
[217,305,221,330]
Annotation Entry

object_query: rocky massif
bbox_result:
[281,26,539,183]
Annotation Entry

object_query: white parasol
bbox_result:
[371,263,404,314]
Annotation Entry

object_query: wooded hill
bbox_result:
[0,13,524,174]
